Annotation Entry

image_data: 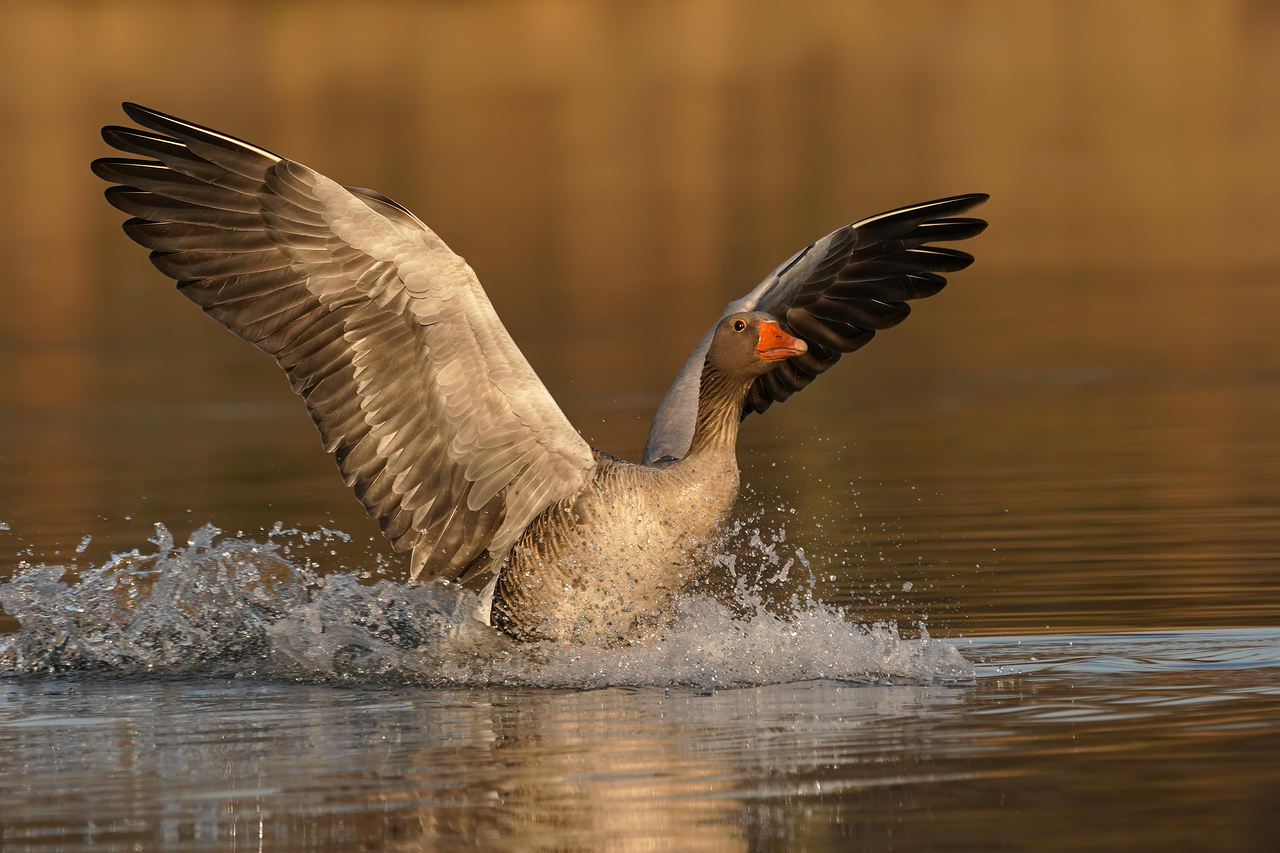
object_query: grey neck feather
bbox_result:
[686,364,752,457]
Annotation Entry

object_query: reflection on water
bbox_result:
[3,630,1279,852]
[3,1,1280,851]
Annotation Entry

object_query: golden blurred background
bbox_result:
[2,0,1279,634]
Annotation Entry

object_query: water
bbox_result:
[5,1,1280,850]
[2,630,1277,851]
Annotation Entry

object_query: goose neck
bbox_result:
[685,364,751,459]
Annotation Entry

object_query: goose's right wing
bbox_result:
[93,104,595,582]
[643,194,988,464]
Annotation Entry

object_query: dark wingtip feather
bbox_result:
[101,125,173,157]
[913,217,989,244]
[118,103,282,170]
[906,246,975,273]
[925,192,989,213]
[122,102,187,132]
[851,194,989,246]
[958,192,989,207]
[90,157,123,183]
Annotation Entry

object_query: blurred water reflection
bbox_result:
[3,634,1279,852]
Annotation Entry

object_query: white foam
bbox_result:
[0,524,972,688]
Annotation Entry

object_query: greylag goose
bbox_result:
[92,103,987,644]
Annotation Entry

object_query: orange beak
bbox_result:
[756,320,808,361]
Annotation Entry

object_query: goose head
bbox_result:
[705,312,808,381]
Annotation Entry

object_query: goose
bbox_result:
[92,103,987,644]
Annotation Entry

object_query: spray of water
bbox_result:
[0,523,971,688]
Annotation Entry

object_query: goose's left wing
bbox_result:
[642,194,988,464]
[93,104,596,583]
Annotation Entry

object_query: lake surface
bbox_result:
[2,627,1278,852]
[3,1,1280,850]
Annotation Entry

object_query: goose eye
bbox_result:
[733,319,746,332]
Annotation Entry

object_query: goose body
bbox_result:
[93,104,987,644]
[496,313,792,641]
[496,444,738,642]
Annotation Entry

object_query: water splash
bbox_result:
[0,524,971,688]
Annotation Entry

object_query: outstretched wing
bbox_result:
[93,103,595,581]
[642,194,988,464]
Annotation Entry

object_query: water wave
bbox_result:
[0,524,971,688]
